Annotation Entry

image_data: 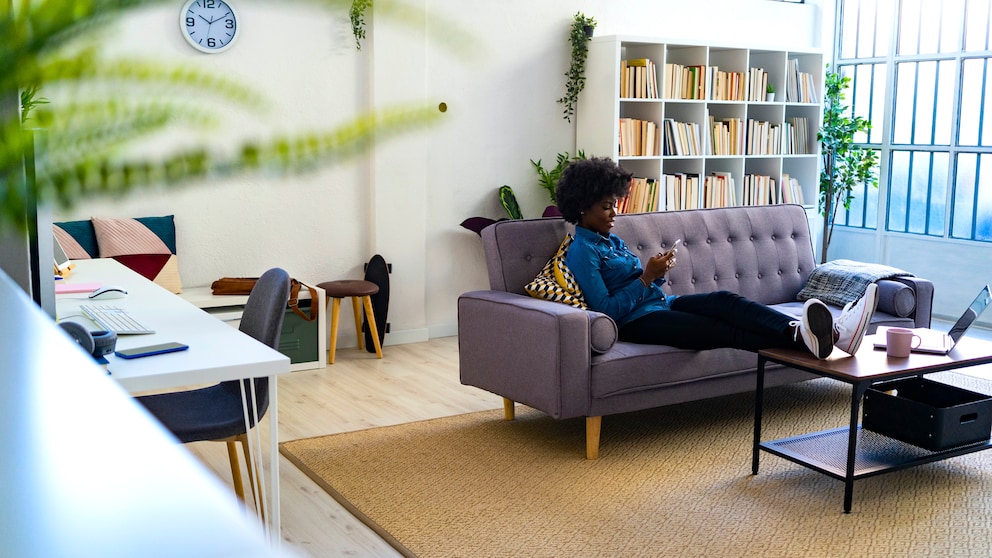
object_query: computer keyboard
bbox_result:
[80,304,155,335]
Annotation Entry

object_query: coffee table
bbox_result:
[751,334,992,513]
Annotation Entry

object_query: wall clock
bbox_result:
[180,0,240,54]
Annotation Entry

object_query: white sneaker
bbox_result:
[834,283,879,355]
[792,299,835,359]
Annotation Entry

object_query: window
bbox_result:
[834,0,992,241]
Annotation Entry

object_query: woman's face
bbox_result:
[579,196,618,235]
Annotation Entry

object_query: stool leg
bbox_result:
[328,297,342,364]
[361,295,383,359]
[350,296,365,351]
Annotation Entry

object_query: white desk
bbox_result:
[1,268,295,557]
[55,259,291,540]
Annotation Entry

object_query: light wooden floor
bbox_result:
[184,324,992,557]
[184,335,502,557]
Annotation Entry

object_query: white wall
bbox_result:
[55,0,823,347]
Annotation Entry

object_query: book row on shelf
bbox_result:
[745,117,812,156]
[663,118,702,157]
[666,63,796,102]
[621,58,660,99]
[742,173,805,206]
[620,57,817,103]
[618,173,805,214]
[624,115,811,157]
[786,59,818,104]
[619,118,661,157]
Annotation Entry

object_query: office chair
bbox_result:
[137,267,290,515]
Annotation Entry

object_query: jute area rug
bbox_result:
[280,375,992,557]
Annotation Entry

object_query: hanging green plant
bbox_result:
[350,0,372,50]
[557,12,596,123]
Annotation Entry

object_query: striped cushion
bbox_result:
[53,221,96,260]
[91,216,183,294]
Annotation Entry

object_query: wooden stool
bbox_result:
[316,279,383,364]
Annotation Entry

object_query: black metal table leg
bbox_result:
[843,381,871,513]
[752,355,767,475]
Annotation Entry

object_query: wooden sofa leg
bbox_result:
[503,398,515,420]
[586,416,602,460]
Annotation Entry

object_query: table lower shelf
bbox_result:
[761,426,992,480]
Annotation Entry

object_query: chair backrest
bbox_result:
[221,267,291,419]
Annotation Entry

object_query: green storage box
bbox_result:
[278,300,319,365]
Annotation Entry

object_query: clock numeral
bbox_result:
[204,0,217,8]
[207,37,217,48]
[225,19,234,29]
[186,16,195,27]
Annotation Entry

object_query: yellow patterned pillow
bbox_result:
[524,234,588,309]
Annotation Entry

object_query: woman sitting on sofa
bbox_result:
[556,157,878,359]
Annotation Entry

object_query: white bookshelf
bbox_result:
[577,35,823,213]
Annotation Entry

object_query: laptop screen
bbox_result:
[947,284,992,345]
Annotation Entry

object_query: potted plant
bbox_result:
[532,150,585,215]
[766,83,775,102]
[461,151,587,234]
[557,12,596,123]
[818,68,878,263]
[350,0,371,50]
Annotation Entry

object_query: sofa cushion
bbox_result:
[591,343,755,398]
[91,215,183,294]
[588,312,618,354]
[524,235,588,309]
[876,279,916,317]
[53,220,97,259]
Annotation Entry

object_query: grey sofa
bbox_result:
[458,204,933,459]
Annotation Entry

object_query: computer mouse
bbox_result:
[89,286,128,300]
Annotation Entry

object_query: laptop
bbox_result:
[874,284,992,354]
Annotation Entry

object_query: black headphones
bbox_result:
[60,321,117,359]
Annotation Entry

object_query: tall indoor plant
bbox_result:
[557,12,596,123]
[818,68,878,263]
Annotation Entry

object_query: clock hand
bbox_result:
[198,14,212,25]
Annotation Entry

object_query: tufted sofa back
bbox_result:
[481,204,817,306]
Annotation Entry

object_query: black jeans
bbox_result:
[618,290,804,352]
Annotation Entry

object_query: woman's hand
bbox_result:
[640,250,677,286]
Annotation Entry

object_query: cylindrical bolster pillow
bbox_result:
[589,312,618,353]
[875,279,916,317]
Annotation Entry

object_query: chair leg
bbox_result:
[328,297,341,364]
[226,440,246,502]
[586,416,602,460]
[238,434,265,522]
[350,296,365,350]
[361,295,383,359]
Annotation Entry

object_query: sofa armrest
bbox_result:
[458,291,614,420]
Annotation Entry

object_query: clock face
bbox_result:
[180,0,239,53]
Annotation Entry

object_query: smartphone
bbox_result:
[115,342,189,359]
[669,238,682,254]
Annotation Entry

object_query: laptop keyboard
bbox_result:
[80,304,155,335]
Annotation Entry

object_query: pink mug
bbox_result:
[886,327,922,358]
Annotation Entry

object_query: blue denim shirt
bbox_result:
[565,226,674,326]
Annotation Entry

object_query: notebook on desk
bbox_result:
[873,284,992,354]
